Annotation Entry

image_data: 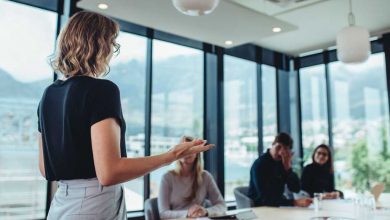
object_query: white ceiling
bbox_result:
[78,0,390,56]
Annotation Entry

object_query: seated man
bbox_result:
[248,132,312,207]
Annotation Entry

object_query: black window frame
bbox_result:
[9,1,390,220]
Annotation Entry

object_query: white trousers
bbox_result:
[47,178,126,220]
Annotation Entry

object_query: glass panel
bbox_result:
[150,40,203,198]
[224,55,258,201]
[299,65,329,164]
[289,68,302,172]
[262,65,277,151]
[107,32,147,211]
[0,0,57,218]
[330,53,390,195]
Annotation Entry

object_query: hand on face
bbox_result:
[281,149,293,171]
[274,144,293,170]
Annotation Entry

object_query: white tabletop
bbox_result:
[250,198,390,220]
[170,198,390,220]
[247,200,389,220]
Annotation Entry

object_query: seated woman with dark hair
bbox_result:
[301,144,343,199]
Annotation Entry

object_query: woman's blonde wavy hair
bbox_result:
[170,135,204,202]
[50,11,120,78]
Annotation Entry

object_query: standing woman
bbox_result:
[301,144,343,199]
[38,12,213,220]
[158,136,226,219]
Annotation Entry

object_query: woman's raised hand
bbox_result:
[169,139,215,160]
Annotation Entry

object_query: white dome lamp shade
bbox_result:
[336,0,370,64]
[172,0,220,16]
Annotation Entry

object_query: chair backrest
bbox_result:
[234,186,254,209]
[371,183,385,202]
[144,198,160,220]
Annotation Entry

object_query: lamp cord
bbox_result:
[348,0,355,26]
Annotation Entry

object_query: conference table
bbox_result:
[170,194,390,220]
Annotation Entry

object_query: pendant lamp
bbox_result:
[336,0,370,64]
[172,0,220,16]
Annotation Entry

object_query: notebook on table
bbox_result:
[209,210,257,220]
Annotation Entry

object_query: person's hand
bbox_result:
[324,191,340,199]
[281,149,293,171]
[320,192,339,200]
[193,207,207,218]
[319,193,327,199]
[187,204,201,218]
[321,192,332,199]
[187,204,207,218]
[293,198,312,207]
[169,139,214,163]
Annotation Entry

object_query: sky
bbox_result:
[0,0,57,83]
[111,31,201,65]
[0,0,200,83]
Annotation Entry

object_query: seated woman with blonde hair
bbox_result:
[158,136,226,219]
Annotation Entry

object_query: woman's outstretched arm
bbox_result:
[91,118,214,186]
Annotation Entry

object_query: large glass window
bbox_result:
[299,65,329,163]
[0,1,57,218]
[107,32,147,211]
[150,40,203,198]
[262,65,278,150]
[330,53,390,194]
[224,55,258,201]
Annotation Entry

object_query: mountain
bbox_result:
[0,68,50,99]
[0,55,387,122]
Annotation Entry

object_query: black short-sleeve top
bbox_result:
[37,76,127,181]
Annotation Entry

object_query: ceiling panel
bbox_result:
[77,0,390,55]
[78,0,297,48]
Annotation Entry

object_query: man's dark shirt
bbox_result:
[248,150,300,207]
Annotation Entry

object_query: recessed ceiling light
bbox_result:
[272,27,282,33]
[98,3,108,10]
[225,40,233,45]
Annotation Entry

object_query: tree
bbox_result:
[350,139,370,192]
[350,136,390,193]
